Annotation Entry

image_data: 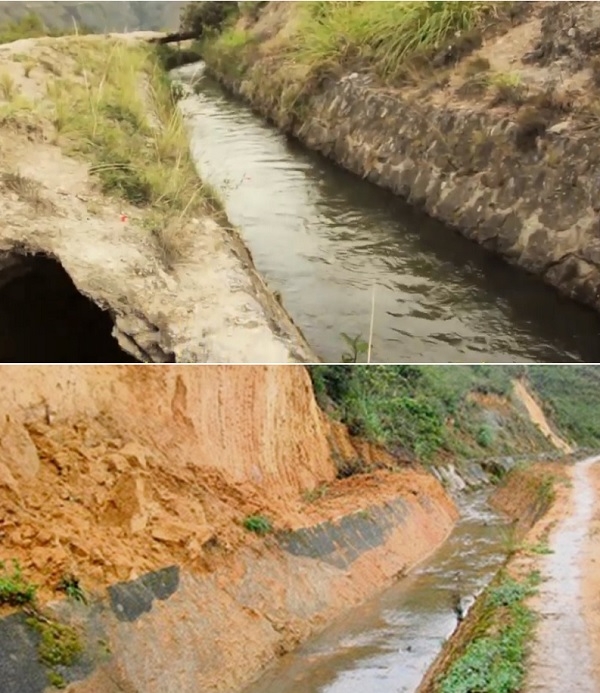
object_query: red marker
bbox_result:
[120,212,128,223]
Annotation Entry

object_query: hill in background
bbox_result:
[0,1,185,33]
[310,365,600,464]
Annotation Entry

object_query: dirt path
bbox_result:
[513,380,573,454]
[525,455,600,693]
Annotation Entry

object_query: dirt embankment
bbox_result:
[0,365,458,692]
[0,33,313,363]
[203,1,600,315]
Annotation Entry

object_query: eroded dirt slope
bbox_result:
[0,365,455,605]
[513,378,573,453]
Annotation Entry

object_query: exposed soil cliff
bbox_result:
[0,365,458,692]
[201,1,600,315]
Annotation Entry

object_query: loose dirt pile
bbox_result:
[0,365,448,606]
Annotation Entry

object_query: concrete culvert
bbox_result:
[0,253,138,363]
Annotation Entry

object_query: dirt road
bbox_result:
[526,455,600,692]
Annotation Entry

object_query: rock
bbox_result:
[548,120,572,135]
[100,472,149,534]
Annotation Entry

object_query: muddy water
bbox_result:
[526,455,600,693]
[242,494,507,693]
[174,63,600,364]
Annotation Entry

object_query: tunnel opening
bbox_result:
[0,253,139,363]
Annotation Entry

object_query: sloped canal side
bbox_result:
[242,493,508,693]
[174,64,600,364]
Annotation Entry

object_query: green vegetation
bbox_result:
[527,365,600,448]
[310,365,551,461]
[193,0,510,123]
[310,365,600,466]
[0,560,37,606]
[437,572,539,693]
[0,2,183,38]
[57,574,87,604]
[243,514,273,535]
[26,611,83,691]
[41,37,220,267]
[0,12,77,44]
[286,1,493,80]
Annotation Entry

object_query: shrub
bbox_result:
[180,2,239,37]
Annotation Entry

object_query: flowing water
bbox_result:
[242,493,508,693]
[175,64,600,363]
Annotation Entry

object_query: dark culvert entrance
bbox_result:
[0,254,139,363]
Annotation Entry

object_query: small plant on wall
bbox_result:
[243,515,273,536]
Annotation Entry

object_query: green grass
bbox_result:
[437,572,539,693]
[56,574,87,604]
[288,1,495,80]
[309,365,554,462]
[41,37,222,267]
[0,560,37,606]
[309,365,600,468]
[26,613,83,667]
[527,365,600,447]
[243,514,273,535]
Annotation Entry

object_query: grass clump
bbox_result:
[0,70,16,100]
[289,2,494,80]
[45,38,220,267]
[56,574,87,604]
[488,71,526,106]
[243,514,273,536]
[438,572,539,693]
[1,171,54,212]
[0,560,37,606]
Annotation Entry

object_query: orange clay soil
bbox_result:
[0,365,456,606]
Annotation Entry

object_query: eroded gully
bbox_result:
[174,63,600,364]
[242,493,508,693]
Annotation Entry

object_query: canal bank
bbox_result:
[199,2,600,332]
[0,33,314,363]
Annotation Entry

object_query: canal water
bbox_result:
[241,493,508,693]
[175,64,600,364]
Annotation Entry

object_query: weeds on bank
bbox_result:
[0,70,16,99]
[0,560,84,690]
[289,2,495,79]
[56,573,87,604]
[438,572,539,693]
[46,39,219,266]
[26,610,83,689]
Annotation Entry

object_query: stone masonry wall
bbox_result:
[204,63,600,314]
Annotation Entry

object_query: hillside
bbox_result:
[0,2,184,35]
[310,365,600,463]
